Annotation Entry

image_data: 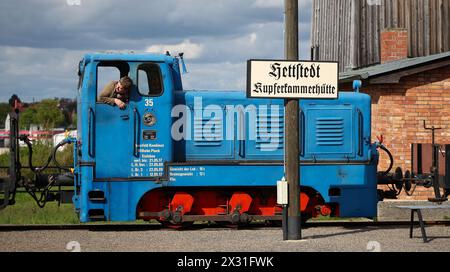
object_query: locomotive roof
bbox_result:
[83,52,176,63]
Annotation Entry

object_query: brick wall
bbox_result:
[381,29,408,64]
[361,66,450,200]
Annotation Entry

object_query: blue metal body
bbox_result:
[73,53,379,222]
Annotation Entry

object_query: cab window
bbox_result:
[96,61,130,103]
[137,63,163,96]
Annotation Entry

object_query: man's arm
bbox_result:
[98,81,117,105]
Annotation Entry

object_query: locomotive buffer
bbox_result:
[247,0,339,241]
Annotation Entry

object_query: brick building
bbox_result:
[311,0,450,71]
[339,29,450,200]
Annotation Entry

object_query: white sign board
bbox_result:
[247,60,338,99]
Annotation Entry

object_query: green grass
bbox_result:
[0,190,155,225]
[0,190,79,225]
[0,141,78,224]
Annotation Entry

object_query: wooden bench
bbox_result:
[397,205,450,243]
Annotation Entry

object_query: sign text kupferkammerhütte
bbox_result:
[247,60,339,99]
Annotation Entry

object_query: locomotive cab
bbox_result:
[75,53,180,222]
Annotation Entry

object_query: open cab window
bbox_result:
[96,61,130,103]
[137,63,163,97]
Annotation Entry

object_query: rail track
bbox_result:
[0,220,449,232]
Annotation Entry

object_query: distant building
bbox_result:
[1,113,65,148]
[53,130,77,149]
[4,114,9,131]
[2,114,10,148]
[311,1,450,200]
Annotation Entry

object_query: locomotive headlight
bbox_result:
[143,112,156,126]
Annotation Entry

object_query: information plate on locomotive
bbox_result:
[247,59,338,99]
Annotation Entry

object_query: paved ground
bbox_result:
[1,225,449,252]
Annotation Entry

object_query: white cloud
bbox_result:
[253,0,310,11]
[183,61,246,90]
[145,39,204,59]
[249,33,258,44]
[253,0,283,8]
[0,0,313,101]
[0,46,83,101]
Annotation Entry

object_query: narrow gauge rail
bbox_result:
[0,220,449,232]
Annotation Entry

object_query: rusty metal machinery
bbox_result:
[376,122,449,202]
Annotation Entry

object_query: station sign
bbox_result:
[247,59,338,99]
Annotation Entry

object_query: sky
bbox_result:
[0,0,312,102]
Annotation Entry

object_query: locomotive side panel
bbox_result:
[175,91,373,163]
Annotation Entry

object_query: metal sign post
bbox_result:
[284,0,301,240]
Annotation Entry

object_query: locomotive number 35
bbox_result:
[145,99,154,107]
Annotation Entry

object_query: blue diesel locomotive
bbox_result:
[71,52,379,225]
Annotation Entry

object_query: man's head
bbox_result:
[116,76,133,94]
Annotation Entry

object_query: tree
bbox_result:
[19,106,38,130]
[35,99,65,130]
[57,98,77,128]
[71,112,77,128]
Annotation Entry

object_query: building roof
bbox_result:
[339,51,450,84]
